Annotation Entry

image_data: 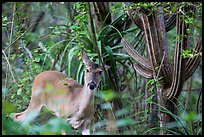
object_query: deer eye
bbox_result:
[86,69,90,73]
[98,71,102,75]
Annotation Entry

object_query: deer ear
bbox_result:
[82,48,90,63]
[104,64,111,71]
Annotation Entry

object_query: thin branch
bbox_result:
[2,49,16,83]
[182,88,202,92]
[155,51,166,80]
[38,42,60,71]
[21,40,33,59]
[9,3,16,46]
[87,2,97,49]
[196,89,202,114]
[179,7,189,19]
[4,3,16,86]
[4,22,40,52]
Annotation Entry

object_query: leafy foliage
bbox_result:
[2,2,202,135]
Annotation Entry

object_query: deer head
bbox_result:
[82,49,110,91]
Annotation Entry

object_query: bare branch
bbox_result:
[2,49,16,83]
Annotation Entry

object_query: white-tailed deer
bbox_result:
[14,49,110,135]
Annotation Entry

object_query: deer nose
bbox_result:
[88,82,97,90]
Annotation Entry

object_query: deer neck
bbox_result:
[79,86,95,111]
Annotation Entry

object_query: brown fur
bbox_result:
[14,50,110,135]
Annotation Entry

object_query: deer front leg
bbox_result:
[81,119,91,135]
[68,111,84,129]
[67,117,91,135]
[69,118,84,129]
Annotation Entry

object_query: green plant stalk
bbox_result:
[41,39,69,71]
[87,2,112,90]
[59,38,76,71]
[2,49,16,83]
[150,101,190,135]
[87,2,97,50]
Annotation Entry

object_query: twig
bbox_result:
[9,2,16,47]
[4,21,40,52]
[2,49,16,83]
[87,2,97,49]
[21,40,33,59]
[4,3,16,86]
[178,6,189,19]
[38,42,60,71]
[182,88,202,92]
[196,89,202,114]
[155,50,166,81]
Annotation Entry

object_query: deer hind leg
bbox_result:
[14,95,43,122]
[14,104,42,122]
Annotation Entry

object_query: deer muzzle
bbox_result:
[87,82,97,90]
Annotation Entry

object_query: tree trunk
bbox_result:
[122,3,202,135]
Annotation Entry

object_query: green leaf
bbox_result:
[3,102,16,114]
[33,57,41,63]
[145,109,150,114]
[78,35,94,50]
[11,94,15,100]
[115,118,134,127]
[17,88,22,95]
[115,108,130,117]
[146,94,155,104]
[10,54,16,60]
[147,79,155,85]
[37,118,73,135]
[24,32,35,42]
[68,46,79,77]
[104,46,118,88]
[2,87,8,96]
[114,53,130,61]
[75,62,84,83]
[101,103,112,110]
[155,66,160,70]
[101,90,117,101]
[148,86,154,92]
[186,28,191,33]
[94,120,107,128]
[158,77,163,81]
[157,82,161,87]
[93,131,107,135]
[183,112,201,122]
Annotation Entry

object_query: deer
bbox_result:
[13,49,110,135]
